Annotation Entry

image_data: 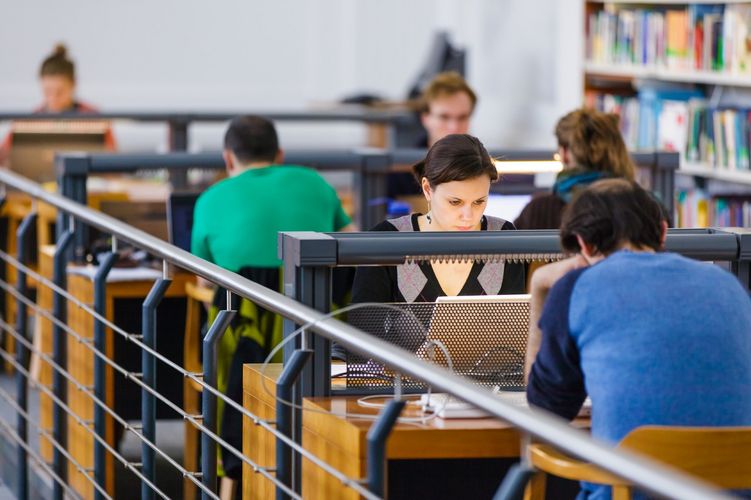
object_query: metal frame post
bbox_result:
[655,151,678,223]
[359,152,390,231]
[167,117,190,189]
[366,399,406,497]
[52,224,74,500]
[729,228,751,290]
[493,464,537,500]
[275,349,312,500]
[92,251,118,500]
[14,211,36,500]
[201,309,236,499]
[56,154,89,262]
[140,277,172,500]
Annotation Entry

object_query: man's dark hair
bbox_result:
[224,115,279,164]
[560,179,664,256]
[412,133,497,187]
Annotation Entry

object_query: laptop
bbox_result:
[166,191,201,252]
[8,120,110,183]
[419,294,531,389]
[344,294,530,391]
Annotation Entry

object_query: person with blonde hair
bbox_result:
[514,108,635,230]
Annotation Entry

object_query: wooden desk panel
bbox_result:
[242,364,532,500]
[244,364,281,500]
[47,270,189,499]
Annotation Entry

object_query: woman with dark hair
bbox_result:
[351,133,526,303]
[514,107,635,230]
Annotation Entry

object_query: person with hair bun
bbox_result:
[36,43,96,113]
[0,44,114,163]
[514,107,636,230]
[352,133,526,304]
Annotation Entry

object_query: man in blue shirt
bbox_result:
[526,179,751,499]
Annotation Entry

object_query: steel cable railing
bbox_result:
[0,167,733,500]
[0,312,209,500]
[0,323,170,499]
[0,390,82,499]
[0,250,376,499]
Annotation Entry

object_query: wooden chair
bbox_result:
[524,426,751,500]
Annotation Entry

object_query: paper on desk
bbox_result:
[68,265,163,282]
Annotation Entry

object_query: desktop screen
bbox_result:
[484,194,532,223]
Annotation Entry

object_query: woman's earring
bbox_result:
[426,202,432,224]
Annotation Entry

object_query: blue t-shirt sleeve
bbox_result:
[527,268,588,421]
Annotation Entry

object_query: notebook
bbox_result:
[420,392,592,419]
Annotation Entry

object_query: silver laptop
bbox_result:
[419,294,531,389]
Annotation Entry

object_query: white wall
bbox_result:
[0,0,583,150]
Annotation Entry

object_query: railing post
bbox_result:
[55,154,89,263]
[92,250,118,500]
[275,349,312,500]
[140,276,172,500]
[14,211,36,500]
[366,399,406,497]
[167,117,189,189]
[359,151,390,231]
[201,308,236,499]
[52,224,74,500]
[493,463,537,500]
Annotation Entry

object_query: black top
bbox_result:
[351,214,526,303]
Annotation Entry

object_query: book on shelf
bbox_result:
[587,3,751,75]
[685,104,751,172]
[676,190,751,227]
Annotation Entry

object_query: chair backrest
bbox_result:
[620,426,751,490]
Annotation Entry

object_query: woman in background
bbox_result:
[514,108,635,230]
[351,133,526,304]
[0,44,115,163]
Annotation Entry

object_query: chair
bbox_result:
[524,426,751,500]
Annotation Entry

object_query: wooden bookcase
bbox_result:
[584,0,751,226]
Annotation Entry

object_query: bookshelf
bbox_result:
[584,0,751,226]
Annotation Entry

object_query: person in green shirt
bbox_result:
[191,115,353,482]
[191,115,353,270]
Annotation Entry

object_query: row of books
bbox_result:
[686,104,751,170]
[587,3,751,73]
[588,88,751,173]
[585,87,702,153]
[676,190,751,227]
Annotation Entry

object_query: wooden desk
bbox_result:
[242,364,566,500]
[35,245,190,499]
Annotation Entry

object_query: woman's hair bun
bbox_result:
[52,43,68,59]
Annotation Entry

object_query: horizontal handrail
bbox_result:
[0,168,731,500]
[0,109,413,123]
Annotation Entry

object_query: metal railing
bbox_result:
[0,168,732,500]
[0,109,413,152]
[55,149,678,254]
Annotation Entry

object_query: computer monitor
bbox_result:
[484,193,532,223]
[8,120,110,183]
[407,31,467,99]
[166,191,200,252]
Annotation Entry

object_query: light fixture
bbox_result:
[493,159,563,174]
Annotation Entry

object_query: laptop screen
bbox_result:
[166,191,200,252]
